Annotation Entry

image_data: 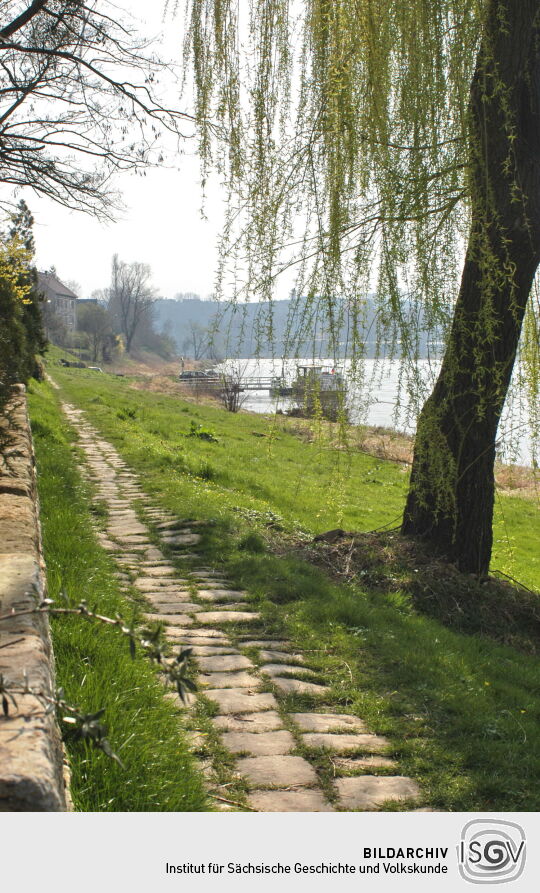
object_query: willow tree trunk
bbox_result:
[402,0,540,575]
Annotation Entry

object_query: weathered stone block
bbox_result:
[196,654,254,672]
[235,755,318,788]
[204,689,278,714]
[334,776,421,810]
[247,790,334,812]
[212,711,284,733]
[291,713,367,733]
[302,732,390,753]
[221,730,295,756]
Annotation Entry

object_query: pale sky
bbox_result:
[21,3,225,300]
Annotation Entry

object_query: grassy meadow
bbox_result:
[28,379,208,812]
[31,356,540,811]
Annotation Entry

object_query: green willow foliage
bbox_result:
[182,0,538,454]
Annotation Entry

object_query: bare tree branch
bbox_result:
[0,0,47,40]
[0,1,195,215]
[108,253,157,352]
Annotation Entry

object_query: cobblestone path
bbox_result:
[62,401,425,812]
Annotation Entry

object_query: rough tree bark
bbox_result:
[402,0,540,575]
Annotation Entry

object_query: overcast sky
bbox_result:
[24,3,225,300]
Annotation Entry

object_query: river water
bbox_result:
[218,357,535,467]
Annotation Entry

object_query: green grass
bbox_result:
[42,359,540,810]
[46,356,540,590]
[47,361,409,529]
[27,378,209,812]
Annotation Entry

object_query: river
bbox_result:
[217,357,535,467]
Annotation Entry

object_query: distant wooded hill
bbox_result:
[153,295,440,359]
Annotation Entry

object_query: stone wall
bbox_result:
[0,385,67,810]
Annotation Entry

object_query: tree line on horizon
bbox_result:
[153,292,440,361]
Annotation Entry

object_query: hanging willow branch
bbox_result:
[181,1,539,468]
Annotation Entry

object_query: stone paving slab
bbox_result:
[198,588,248,598]
[155,521,191,531]
[173,636,232,647]
[106,523,141,540]
[197,654,254,672]
[167,628,230,640]
[115,554,143,564]
[198,671,261,689]
[139,589,195,603]
[192,568,228,575]
[144,613,194,625]
[333,756,397,771]
[197,590,250,603]
[96,536,117,551]
[236,755,318,788]
[212,712,284,733]
[247,790,334,812]
[239,640,290,649]
[291,713,368,733]
[107,524,148,536]
[135,566,178,577]
[221,730,295,756]
[258,650,305,664]
[193,578,230,586]
[334,776,421,810]
[163,628,198,642]
[302,732,390,753]
[149,581,190,594]
[195,611,261,624]
[138,569,182,578]
[261,663,314,678]
[204,689,278,714]
[190,645,239,656]
[146,594,194,605]
[109,521,141,530]
[161,533,202,546]
[117,543,152,552]
[153,602,202,614]
[134,579,190,591]
[145,547,168,561]
[114,534,152,544]
[271,677,329,696]
[139,558,178,566]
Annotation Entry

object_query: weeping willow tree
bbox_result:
[182,0,540,575]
